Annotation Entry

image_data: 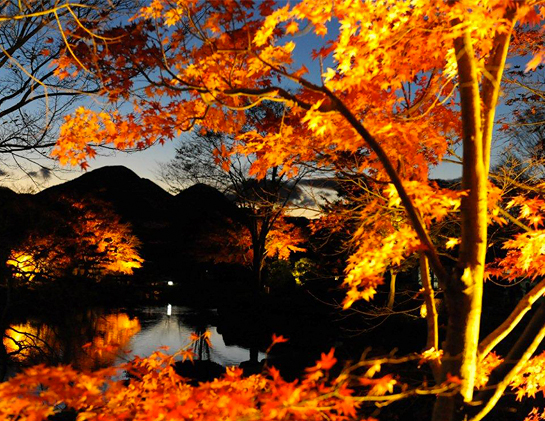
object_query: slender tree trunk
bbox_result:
[387,270,396,309]
[479,278,545,360]
[249,347,258,364]
[420,254,440,381]
[248,214,264,292]
[432,9,514,419]
[250,221,268,292]
[252,249,264,291]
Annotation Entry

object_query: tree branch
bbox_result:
[478,277,545,359]
[470,300,545,421]
[321,86,452,288]
[481,7,516,173]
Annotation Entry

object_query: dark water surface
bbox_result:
[4,305,266,373]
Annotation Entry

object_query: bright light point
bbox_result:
[167,281,174,286]
[167,304,172,316]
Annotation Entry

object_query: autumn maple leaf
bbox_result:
[359,374,397,396]
[271,333,289,345]
[306,348,337,372]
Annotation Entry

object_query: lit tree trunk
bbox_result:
[420,254,440,381]
[432,27,486,421]
[386,270,396,309]
[432,11,514,418]
[471,300,545,421]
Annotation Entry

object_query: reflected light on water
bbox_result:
[4,313,141,370]
[118,307,267,367]
[5,307,266,371]
[6,252,38,280]
[87,314,141,367]
[4,323,41,359]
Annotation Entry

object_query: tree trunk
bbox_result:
[251,227,267,292]
[432,28,487,421]
[252,250,264,292]
[387,270,396,309]
[249,347,259,364]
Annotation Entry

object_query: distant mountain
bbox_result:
[38,166,174,224]
[170,183,244,268]
[1,166,245,277]
[0,186,17,202]
[174,183,242,223]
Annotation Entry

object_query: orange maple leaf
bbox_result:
[271,334,289,345]
[306,348,337,372]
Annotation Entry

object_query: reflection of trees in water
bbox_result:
[3,323,59,366]
[193,330,211,361]
[178,311,214,361]
[3,310,140,371]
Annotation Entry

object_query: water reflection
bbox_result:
[4,312,141,370]
[119,306,265,367]
[4,306,265,371]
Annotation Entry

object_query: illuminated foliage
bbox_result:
[6,252,40,281]
[7,198,143,282]
[6,0,545,420]
[198,216,305,264]
[0,336,544,421]
[3,323,42,361]
[0,335,426,420]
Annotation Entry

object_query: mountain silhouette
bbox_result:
[174,183,242,224]
[0,186,17,202]
[38,166,173,223]
[1,166,242,277]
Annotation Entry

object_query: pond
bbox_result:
[4,304,266,374]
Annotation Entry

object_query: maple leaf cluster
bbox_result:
[337,179,467,307]
[487,194,545,281]
[474,352,504,389]
[0,336,390,421]
[265,217,307,260]
[7,198,143,282]
[511,351,545,401]
[198,215,306,267]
